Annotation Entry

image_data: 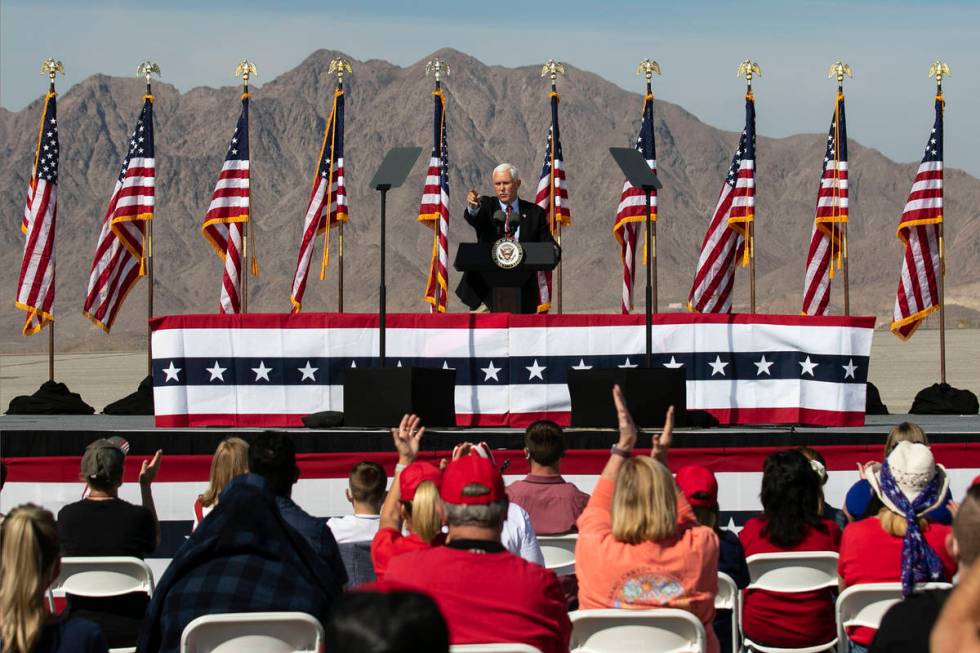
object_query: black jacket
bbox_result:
[462,195,558,247]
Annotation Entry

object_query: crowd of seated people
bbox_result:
[2,398,979,653]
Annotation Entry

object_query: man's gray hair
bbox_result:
[492,162,520,182]
[443,498,509,528]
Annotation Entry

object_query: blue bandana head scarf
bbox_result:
[878,458,945,595]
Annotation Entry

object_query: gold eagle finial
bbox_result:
[541,59,566,82]
[636,59,661,81]
[328,58,353,84]
[40,58,65,82]
[828,61,853,84]
[425,59,450,82]
[928,60,951,87]
[235,59,257,87]
[136,61,161,83]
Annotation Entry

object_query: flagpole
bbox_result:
[329,58,352,313]
[738,60,761,314]
[542,60,566,314]
[931,61,950,384]
[138,61,160,376]
[42,59,62,381]
[829,62,852,316]
[235,60,256,313]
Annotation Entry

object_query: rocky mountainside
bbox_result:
[2,48,979,352]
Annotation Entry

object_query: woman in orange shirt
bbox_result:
[575,387,720,653]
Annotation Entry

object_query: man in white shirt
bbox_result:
[328,461,386,543]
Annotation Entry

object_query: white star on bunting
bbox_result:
[252,361,272,382]
[754,355,774,376]
[618,357,638,369]
[298,361,318,382]
[663,356,684,369]
[842,359,858,379]
[526,359,546,381]
[571,358,593,370]
[481,361,502,382]
[163,362,181,382]
[799,356,819,377]
[206,361,226,382]
[708,356,729,377]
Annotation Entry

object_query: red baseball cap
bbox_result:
[674,465,719,508]
[399,462,441,501]
[440,455,505,505]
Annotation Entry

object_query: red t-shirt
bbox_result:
[370,527,445,581]
[738,516,841,648]
[385,543,571,653]
[838,516,955,646]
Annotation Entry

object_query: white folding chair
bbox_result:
[47,556,155,653]
[569,608,706,653]
[536,534,578,576]
[740,552,839,653]
[715,571,739,653]
[834,582,952,653]
[180,612,324,653]
[450,644,544,652]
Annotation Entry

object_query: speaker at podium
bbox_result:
[454,242,559,313]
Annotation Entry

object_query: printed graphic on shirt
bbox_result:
[610,569,684,608]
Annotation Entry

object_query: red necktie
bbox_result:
[505,205,512,236]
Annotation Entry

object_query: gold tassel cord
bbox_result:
[317,89,341,281]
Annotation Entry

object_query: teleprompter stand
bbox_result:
[342,146,457,427]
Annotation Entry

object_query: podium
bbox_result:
[454,242,559,313]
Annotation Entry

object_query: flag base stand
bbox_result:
[909,382,978,415]
[5,380,95,415]
[103,375,154,415]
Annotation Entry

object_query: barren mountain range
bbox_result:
[2,48,979,353]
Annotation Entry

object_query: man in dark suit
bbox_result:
[455,163,559,313]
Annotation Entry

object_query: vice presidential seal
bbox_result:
[491,238,524,269]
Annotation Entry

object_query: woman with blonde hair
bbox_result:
[575,387,720,653]
[371,415,445,580]
[0,504,107,653]
[883,421,928,458]
[193,437,249,529]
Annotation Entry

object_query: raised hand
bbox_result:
[466,189,480,208]
[392,414,425,465]
[139,449,163,486]
[651,406,674,464]
[612,385,638,452]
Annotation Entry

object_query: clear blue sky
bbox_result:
[3,0,979,175]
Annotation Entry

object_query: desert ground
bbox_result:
[2,328,976,416]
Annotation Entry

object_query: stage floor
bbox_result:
[2,413,978,457]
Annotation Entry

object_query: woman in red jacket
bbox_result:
[838,441,955,651]
[739,449,841,649]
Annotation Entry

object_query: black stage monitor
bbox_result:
[344,367,456,428]
[568,368,687,428]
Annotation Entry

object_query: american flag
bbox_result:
[802,93,848,316]
[417,88,450,313]
[15,91,59,335]
[612,94,656,314]
[289,86,347,312]
[83,98,155,332]
[201,95,250,314]
[689,93,757,314]
[891,97,944,340]
[533,92,570,313]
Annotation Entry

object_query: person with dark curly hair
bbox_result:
[739,449,842,650]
